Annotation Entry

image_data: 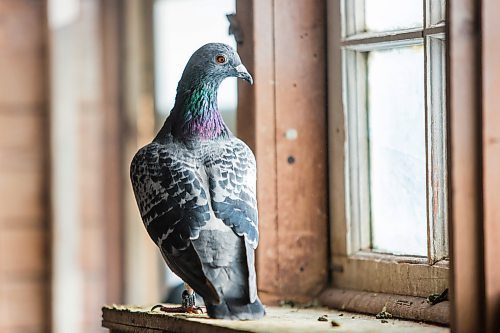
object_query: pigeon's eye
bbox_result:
[215,55,227,64]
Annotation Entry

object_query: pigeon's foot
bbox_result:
[150,285,204,314]
[184,305,204,314]
[150,304,205,314]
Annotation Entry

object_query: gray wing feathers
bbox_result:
[208,140,259,247]
[161,246,220,304]
[192,229,250,302]
[206,140,259,302]
[130,138,259,306]
[130,143,218,302]
[130,143,211,251]
[245,242,258,303]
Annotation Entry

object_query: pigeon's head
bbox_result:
[179,43,253,90]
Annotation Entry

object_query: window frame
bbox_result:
[327,0,449,298]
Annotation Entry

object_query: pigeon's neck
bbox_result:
[169,82,229,140]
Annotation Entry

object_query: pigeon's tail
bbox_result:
[206,297,265,320]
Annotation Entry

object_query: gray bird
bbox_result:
[130,43,265,320]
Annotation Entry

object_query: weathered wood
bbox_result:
[102,305,448,333]
[447,0,485,332]
[482,1,500,332]
[236,0,328,304]
[101,0,125,305]
[273,0,328,300]
[326,0,348,258]
[320,288,449,325]
[332,254,448,298]
[0,3,49,332]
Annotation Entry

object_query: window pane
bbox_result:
[365,0,423,32]
[367,45,426,256]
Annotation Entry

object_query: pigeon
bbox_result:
[130,43,265,320]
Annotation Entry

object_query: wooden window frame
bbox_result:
[327,0,449,299]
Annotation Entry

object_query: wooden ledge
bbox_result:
[102,304,448,333]
[319,288,450,325]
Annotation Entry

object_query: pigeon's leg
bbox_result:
[151,283,204,314]
[181,284,204,314]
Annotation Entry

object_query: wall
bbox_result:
[0,1,50,332]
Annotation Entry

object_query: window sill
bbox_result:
[102,304,448,333]
[319,288,449,326]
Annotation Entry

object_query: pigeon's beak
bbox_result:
[234,64,253,85]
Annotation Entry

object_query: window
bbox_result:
[328,0,448,297]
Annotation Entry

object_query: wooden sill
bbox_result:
[319,288,449,326]
[102,304,449,333]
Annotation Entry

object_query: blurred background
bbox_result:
[0,0,240,332]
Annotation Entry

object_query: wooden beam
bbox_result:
[273,0,328,301]
[121,0,161,305]
[236,0,328,304]
[320,288,449,325]
[101,0,125,305]
[482,0,500,331]
[447,0,485,332]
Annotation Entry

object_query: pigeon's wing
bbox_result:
[130,142,219,303]
[205,139,259,302]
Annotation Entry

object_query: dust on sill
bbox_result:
[102,304,449,333]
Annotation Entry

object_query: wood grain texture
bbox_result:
[320,288,449,325]
[273,0,328,299]
[326,0,348,258]
[236,0,328,304]
[332,255,448,298]
[447,0,485,332]
[482,0,500,331]
[102,305,448,333]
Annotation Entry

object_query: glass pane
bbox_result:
[154,0,238,132]
[367,45,426,256]
[365,0,423,32]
